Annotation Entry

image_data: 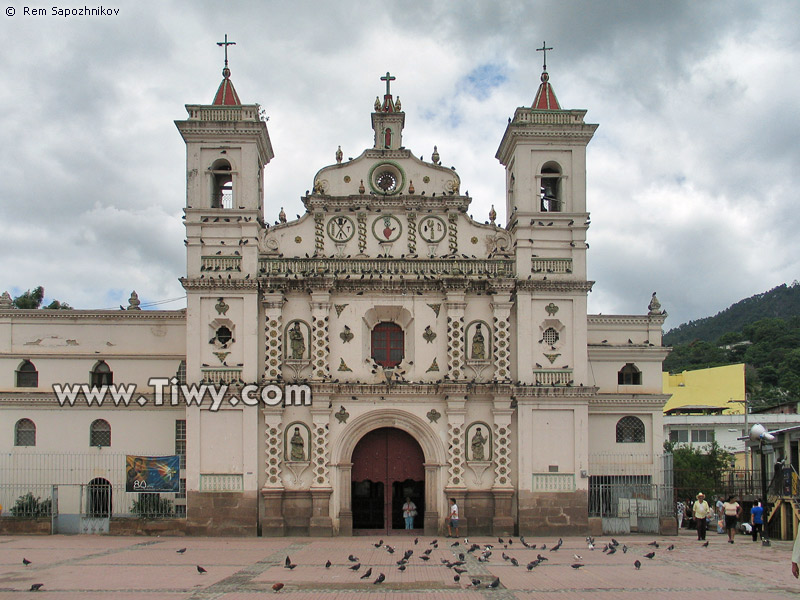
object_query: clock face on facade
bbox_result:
[375,171,397,193]
[419,215,446,243]
[326,216,355,242]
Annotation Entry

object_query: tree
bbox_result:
[12,287,71,310]
[666,441,732,500]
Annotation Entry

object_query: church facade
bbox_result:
[0,59,670,536]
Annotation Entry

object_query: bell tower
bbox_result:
[175,38,273,535]
[371,71,405,150]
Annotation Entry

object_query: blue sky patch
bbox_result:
[461,63,508,100]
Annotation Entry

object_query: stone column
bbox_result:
[490,282,514,383]
[309,288,331,381]
[338,463,353,536]
[262,294,284,382]
[445,395,468,535]
[423,463,440,536]
[260,407,284,535]
[445,286,466,381]
[492,400,515,535]
[309,405,333,536]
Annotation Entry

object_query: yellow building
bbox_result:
[662,364,746,415]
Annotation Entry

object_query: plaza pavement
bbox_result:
[0,529,797,599]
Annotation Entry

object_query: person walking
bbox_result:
[750,499,764,542]
[402,497,417,530]
[693,493,711,541]
[676,499,685,530]
[715,496,725,534]
[447,498,459,538]
[792,526,800,578]
[723,495,742,543]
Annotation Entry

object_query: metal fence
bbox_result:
[0,484,54,518]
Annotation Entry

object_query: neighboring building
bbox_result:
[663,363,745,416]
[0,53,670,536]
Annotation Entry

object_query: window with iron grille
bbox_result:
[14,418,36,446]
[90,419,111,447]
[90,361,113,387]
[371,322,404,368]
[175,360,186,385]
[177,478,186,502]
[175,419,186,469]
[542,327,559,345]
[16,360,38,387]
[617,363,642,385]
[616,416,645,443]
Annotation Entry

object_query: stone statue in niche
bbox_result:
[289,322,305,359]
[290,427,305,461]
[471,324,486,359]
[471,427,487,461]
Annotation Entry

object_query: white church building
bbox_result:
[0,51,670,536]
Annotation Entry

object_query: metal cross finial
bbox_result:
[381,71,396,96]
[536,41,553,71]
[217,34,236,68]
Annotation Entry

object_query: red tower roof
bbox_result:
[532,71,560,110]
[212,67,241,106]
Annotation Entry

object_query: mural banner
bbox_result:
[125,455,180,493]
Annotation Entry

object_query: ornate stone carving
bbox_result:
[288,322,306,359]
[357,212,367,253]
[334,304,348,317]
[264,309,282,381]
[426,358,439,372]
[311,413,330,487]
[471,324,486,360]
[407,211,417,255]
[213,351,230,363]
[338,358,352,372]
[288,426,306,461]
[264,416,282,487]
[447,212,458,254]
[446,418,465,488]
[339,325,353,343]
[0,291,12,309]
[215,298,230,315]
[470,426,488,461]
[279,207,287,223]
[489,204,497,225]
[544,352,560,364]
[427,303,441,317]
[545,302,559,316]
[426,409,441,423]
[314,213,324,254]
[335,145,343,164]
[335,406,350,424]
[423,325,437,344]
[648,292,663,315]
[127,291,141,310]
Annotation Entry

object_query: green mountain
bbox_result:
[663,282,800,346]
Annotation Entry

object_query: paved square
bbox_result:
[0,531,796,598]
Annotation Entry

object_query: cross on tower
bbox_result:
[536,41,553,71]
[217,34,236,67]
[381,71,396,97]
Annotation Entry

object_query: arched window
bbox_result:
[210,159,233,209]
[90,419,111,447]
[87,477,112,517]
[540,162,562,212]
[371,322,404,368]
[618,363,642,385]
[14,418,36,446]
[616,416,645,443]
[90,361,113,388]
[16,360,38,387]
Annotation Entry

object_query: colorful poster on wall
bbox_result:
[125,455,180,493]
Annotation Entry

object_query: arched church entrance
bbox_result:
[351,427,424,533]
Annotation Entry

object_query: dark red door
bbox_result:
[351,428,425,532]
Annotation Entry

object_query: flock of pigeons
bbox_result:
[17,535,690,593]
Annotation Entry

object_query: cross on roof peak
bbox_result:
[381,71,396,97]
[217,34,236,70]
[536,41,553,72]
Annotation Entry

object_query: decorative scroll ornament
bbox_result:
[335,406,350,424]
[545,302,559,316]
[426,409,441,423]
[427,303,441,318]
[423,325,437,344]
[215,298,230,315]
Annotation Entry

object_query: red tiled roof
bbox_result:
[213,68,241,106]
[532,71,560,110]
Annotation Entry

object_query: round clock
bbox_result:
[419,215,446,243]
[326,216,355,243]
[375,171,397,193]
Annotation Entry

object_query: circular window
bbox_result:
[376,171,397,192]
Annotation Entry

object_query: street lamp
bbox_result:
[750,423,775,547]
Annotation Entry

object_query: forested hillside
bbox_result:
[663,283,800,411]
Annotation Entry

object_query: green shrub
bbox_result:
[131,494,174,519]
[10,492,52,518]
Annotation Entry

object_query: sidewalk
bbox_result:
[0,530,796,598]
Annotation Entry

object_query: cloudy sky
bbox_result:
[1,0,798,330]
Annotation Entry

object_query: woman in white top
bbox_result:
[402,497,417,530]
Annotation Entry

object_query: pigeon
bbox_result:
[573,554,583,561]
[648,541,659,548]
[454,567,467,574]
[325,560,331,568]
[634,560,641,570]
[197,565,207,573]
[450,541,460,547]
[644,552,655,559]
[272,582,284,592]
[607,545,617,555]
[487,577,500,588]
[285,556,291,567]
[571,563,584,569]
[702,541,709,547]
[420,555,430,561]
[414,538,419,545]
[374,539,384,548]
[30,583,44,591]
[430,539,438,545]
[348,555,360,562]
[285,563,297,570]
[510,558,519,567]
[397,564,406,571]
[622,545,628,553]
[176,548,187,554]
[611,538,620,546]
[454,574,461,583]
[349,563,361,571]
[23,558,32,566]
[667,544,675,551]
[360,567,373,579]
[471,578,482,586]
[373,573,385,584]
